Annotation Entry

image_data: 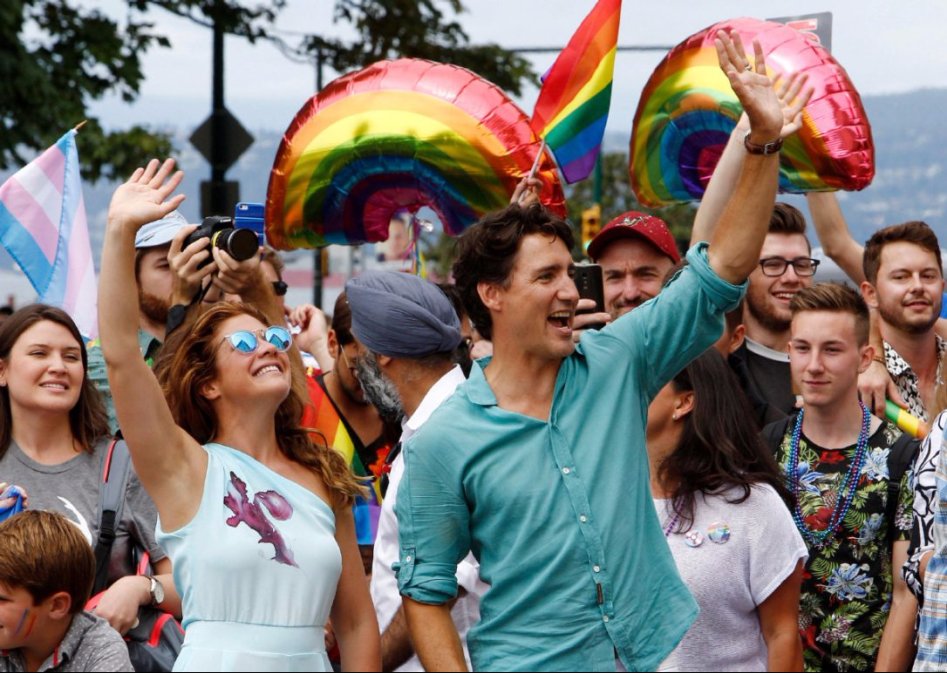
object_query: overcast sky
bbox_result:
[88,0,947,138]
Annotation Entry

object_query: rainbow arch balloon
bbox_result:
[631,17,875,207]
[266,58,565,249]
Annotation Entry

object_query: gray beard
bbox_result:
[355,352,404,425]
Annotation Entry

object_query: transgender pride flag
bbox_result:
[0,129,97,337]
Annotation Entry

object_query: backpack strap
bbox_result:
[885,430,919,546]
[762,414,795,455]
[92,438,133,596]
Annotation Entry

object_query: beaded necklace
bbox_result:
[662,508,681,537]
[786,402,870,548]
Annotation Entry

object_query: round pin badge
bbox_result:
[684,530,704,547]
[708,522,731,544]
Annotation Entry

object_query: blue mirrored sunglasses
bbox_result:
[222,326,292,354]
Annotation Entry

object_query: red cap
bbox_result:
[587,211,681,264]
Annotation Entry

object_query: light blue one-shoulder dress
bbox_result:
[157,443,341,671]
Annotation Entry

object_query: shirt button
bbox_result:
[562,467,571,475]
[405,555,413,562]
[593,565,601,573]
[579,515,588,523]
[603,615,610,623]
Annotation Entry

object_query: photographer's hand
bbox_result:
[211,246,264,298]
[168,224,217,305]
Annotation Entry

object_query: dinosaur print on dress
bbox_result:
[224,471,298,567]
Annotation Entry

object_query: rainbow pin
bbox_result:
[885,400,930,439]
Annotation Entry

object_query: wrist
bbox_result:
[743,130,783,155]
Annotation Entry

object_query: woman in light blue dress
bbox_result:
[97,159,380,671]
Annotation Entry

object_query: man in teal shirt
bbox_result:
[396,33,805,671]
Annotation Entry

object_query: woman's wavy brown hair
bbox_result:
[0,304,109,458]
[158,302,364,507]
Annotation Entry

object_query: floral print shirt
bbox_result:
[774,421,914,672]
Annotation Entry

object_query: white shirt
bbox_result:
[370,365,487,672]
[655,484,808,672]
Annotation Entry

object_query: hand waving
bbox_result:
[107,158,185,234]
[714,31,784,142]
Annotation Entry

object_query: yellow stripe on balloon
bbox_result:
[281,109,509,222]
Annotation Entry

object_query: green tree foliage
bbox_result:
[2,0,533,182]
[0,0,283,181]
[565,151,697,257]
[300,0,535,96]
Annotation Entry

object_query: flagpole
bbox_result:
[73,120,88,132]
[527,139,546,180]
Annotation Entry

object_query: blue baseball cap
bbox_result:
[134,210,189,249]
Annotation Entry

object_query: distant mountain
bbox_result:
[2,88,945,297]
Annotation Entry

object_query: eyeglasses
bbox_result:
[758,257,820,277]
[271,281,288,297]
[339,346,360,371]
[221,326,293,354]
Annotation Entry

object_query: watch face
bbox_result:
[150,577,165,605]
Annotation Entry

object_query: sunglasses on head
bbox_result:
[221,326,293,354]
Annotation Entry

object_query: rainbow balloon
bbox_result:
[266,59,566,249]
[631,17,875,207]
[886,400,930,439]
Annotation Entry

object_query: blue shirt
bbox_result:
[395,244,745,672]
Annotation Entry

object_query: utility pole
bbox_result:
[312,46,325,307]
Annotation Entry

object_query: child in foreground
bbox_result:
[0,511,132,672]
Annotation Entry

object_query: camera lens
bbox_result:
[215,228,258,262]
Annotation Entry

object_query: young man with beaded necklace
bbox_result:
[766,283,917,671]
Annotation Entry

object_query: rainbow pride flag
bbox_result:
[532,0,622,184]
[0,129,97,337]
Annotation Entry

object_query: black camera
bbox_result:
[183,215,259,267]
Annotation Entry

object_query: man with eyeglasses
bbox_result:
[729,203,819,425]
[688,130,820,426]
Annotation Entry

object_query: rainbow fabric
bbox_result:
[631,17,874,207]
[532,0,621,184]
[302,375,385,544]
[0,130,96,336]
[266,59,565,250]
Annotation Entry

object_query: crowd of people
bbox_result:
[1,30,947,673]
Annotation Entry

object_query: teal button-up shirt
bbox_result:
[395,244,746,672]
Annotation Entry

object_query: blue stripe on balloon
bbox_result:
[320,156,478,242]
[661,108,735,201]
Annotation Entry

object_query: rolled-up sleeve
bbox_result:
[395,434,471,605]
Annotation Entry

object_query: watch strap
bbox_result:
[743,130,783,155]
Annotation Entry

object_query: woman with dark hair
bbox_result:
[0,303,177,634]
[646,349,807,671]
[98,158,380,671]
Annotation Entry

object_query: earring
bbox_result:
[672,413,679,421]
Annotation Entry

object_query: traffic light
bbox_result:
[581,204,602,252]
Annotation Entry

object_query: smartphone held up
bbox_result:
[573,263,606,330]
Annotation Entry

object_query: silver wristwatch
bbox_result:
[147,576,165,607]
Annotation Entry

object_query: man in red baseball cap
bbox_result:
[587,211,682,320]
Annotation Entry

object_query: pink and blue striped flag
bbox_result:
[0,129,97,337]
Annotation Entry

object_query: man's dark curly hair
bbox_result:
[452,204,574,340]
